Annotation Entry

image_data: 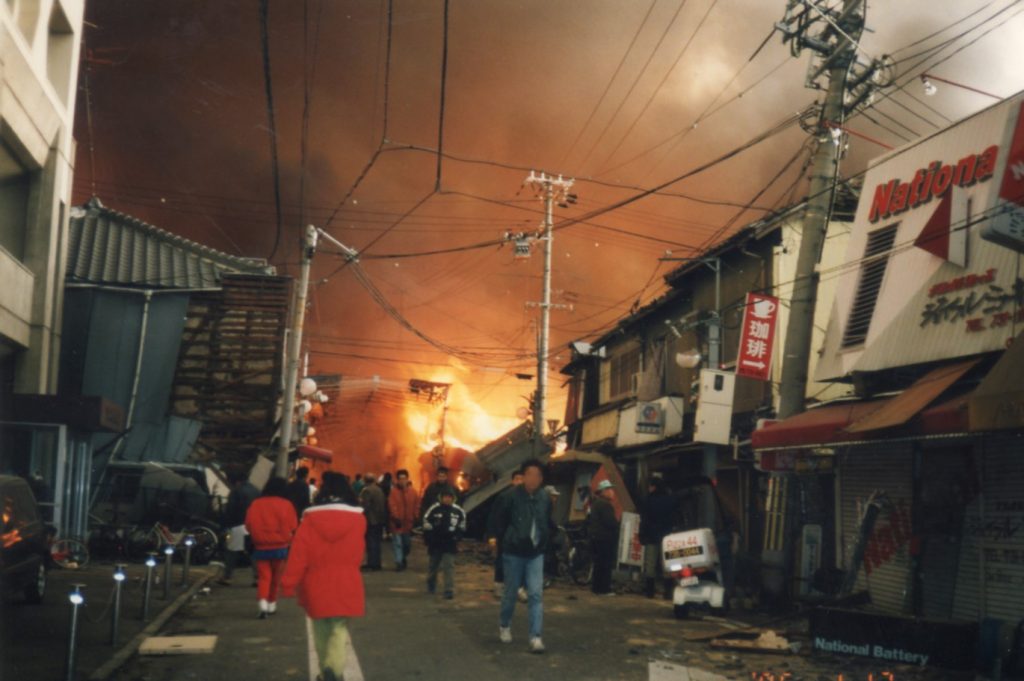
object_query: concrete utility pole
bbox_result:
[775,0,879,418]
[275,224,318,477]
[524,171,575,454]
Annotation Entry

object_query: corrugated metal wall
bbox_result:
[840,446,913,614]
[918,446,973,619]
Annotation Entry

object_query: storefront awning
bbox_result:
[295,445,333,463]
[845,358,979,433]
[969,334,1024,431]
[753,392,973,452]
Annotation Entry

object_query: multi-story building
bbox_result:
[0,0,84,409]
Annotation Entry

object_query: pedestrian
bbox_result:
[422,486,466,599]
[491,459,551,653]
[245,477,298,618]
[218,470,259,587]
[285,466,312,518]
[639,474,676,599]
[359,473,387,571]
[419,465,451,523]
[380,472,393,499]
[308,477,319,503]
[487,470,523,597]
[352,473,365,496]
[588,479,620,596]
[387,468,419,571]
[281,472,366,681]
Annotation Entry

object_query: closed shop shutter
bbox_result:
[954,434,1024,622]
[840,446,913,614]
[918,445,976,620]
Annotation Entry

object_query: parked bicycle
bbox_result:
[48,532,90,569]
[129,521,219,564]
[553,523,593,586]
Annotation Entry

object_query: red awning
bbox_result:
[752,393,972,451]
[296,445,333,463]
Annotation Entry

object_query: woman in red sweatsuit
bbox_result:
[245,477,298,618]
[281,472,366,681]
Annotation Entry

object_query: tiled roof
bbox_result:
[67,197,274,288]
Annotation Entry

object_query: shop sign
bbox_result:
[736,293,779,381]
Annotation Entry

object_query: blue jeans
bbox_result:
[392,532,412,566]
[500,553,544,639]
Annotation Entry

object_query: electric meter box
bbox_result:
[694,369,735,445]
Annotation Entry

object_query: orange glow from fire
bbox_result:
[403,371,520,481]
[1,509,22,548]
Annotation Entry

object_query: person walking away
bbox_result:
[245,477,298,618]
[639,474,676,599]
[286,466,312,518]
[419,466,451,524]
[422,487,466,599]
[387,469,419,571]
[219,470,259,586]
[487,470,523,597]
[359,473,387,571]
[589,479,620,596]
[308,477,319,503]
[492,459,551,653]
[281,472,366,681]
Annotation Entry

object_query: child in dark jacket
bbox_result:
[422,487,466,599]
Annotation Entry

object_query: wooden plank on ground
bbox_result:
[139,635,218,656]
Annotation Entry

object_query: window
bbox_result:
[608,346,641,399]
[46,2,74,105]
[0,142,31,261]
[842,224,899,348]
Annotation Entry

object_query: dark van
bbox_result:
[0,476,48,603]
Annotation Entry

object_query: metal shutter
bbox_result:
[839,445,914,614]
[954,435,1024,622]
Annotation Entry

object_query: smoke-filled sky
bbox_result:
[72,0,1024,471]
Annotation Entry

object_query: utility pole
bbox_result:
[775,0,885,418]
[523,171,575,454]
[275,224,318,477]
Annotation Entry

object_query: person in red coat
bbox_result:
[387,469,419,571]
[245,477,298,618]
[281,472,366,681]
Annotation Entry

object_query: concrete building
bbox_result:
[0,0,84,412]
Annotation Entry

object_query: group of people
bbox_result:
[220,469,366,681]
[216,458,648,665]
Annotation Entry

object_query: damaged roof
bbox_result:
[67,196,274,289]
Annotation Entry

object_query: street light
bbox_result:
[65,584,85,681]
[181,535,195,586]
[110,564,126,645]
[162,545,174,600]
[142,553,157,620]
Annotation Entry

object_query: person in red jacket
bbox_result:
[387,469,419,571]
[281,472,366,681]
[245,477,298,618]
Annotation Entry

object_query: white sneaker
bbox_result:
[529,637,545,654]
[267,601,277,614]
[517,587,528,603]
[499,626,512,644]
[258,598,269,619]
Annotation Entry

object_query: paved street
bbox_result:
[104,541,969,681]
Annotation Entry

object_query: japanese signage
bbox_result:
[736,293,779,381]
[919,268,1024,333]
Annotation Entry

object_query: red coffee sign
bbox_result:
[736,293,779,381]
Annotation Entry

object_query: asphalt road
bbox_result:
[101,540,970,681]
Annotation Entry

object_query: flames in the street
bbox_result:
[403,372,521,481]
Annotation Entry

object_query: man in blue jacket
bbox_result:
[491,459,550,654]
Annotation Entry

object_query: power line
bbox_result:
[435,0,450,191]
[258,0,285,261]
[558,0,659,167]
[576,0,691,171]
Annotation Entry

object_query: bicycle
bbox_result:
[129,521,219,564]
[49,534,90,569]
[554,523,593,586]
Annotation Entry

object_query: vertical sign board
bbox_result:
[736,293,780,381]
[617,511,644,567]
[982,100,1024,253]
